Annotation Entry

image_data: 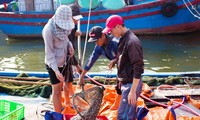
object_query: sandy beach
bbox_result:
[0,93,50,120]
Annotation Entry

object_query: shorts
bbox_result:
[46,65,65,85]
[46,56,78,84]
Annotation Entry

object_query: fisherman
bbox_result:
[78,26,119,85]
[102,15,144,120]
[78,26,122,110]
[43,5,83,113]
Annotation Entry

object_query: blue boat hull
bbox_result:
[0,71,200,78]
[0,0,200,38]
[0,0,13,4]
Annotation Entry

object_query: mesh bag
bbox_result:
[71,85,105,120]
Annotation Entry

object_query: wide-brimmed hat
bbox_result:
[88,26,103,42]
[54,5,75,30]
[70,4,83,20]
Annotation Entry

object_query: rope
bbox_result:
[85,74,104,86]
[156,84,200,116]
[183,0,200,19]
[141,85,186,108]
[140,94,169,108]
[61,55,71,74]
[81,0,93,66]
[186,0,200,16]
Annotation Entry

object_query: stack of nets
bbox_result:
[71,86,105,120]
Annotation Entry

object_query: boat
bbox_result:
[0,0,14,11]
[0,0,13,4]
[0,0,200,38]
[1,70,200,120]
[0,70,200,78]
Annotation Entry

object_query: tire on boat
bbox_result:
[161,2,178,17]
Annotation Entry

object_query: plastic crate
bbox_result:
[0,100,24,120]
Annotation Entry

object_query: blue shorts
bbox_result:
[117,80,142,120]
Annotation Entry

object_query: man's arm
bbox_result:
[108,58,117,70]
[78,46,102,85]
[128,78,140,105]
[78,70,88,85]
[84,46,102,71]
[127,39,144,105]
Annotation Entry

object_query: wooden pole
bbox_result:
[0,76,49,81]
[0,79,51,86]
[51,0,54,10]
[77,20,83,66]
[0,76,117,81]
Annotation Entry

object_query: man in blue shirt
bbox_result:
[79,26,118,84]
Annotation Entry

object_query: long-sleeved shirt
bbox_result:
[68,25,77,50]
[43,19,73,72]
[117,30,144,83]
[84,36,119,71]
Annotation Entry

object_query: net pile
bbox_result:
[71,86,105,120]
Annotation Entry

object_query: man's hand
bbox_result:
[128,90,136,105]
[108,59,117,70]
[128,78,140,105]
[78,70,87,86]
[55,71,64,82]
[76,65,83,74]
[75,30,82,36]
[78,77,85,86]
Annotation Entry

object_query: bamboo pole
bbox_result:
[73,77,117,81]
[0,78,51,86]
[0,76,117,81]
[77,20,82,66]
[0,76,49,81]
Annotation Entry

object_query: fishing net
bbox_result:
[71,85,105,120]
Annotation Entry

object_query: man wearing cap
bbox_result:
[42,5,76,113]
[102,15,144,120]
[62,4,83,107]
[78,26,119,85]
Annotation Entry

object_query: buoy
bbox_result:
[78,0,100,9]
[102,0,125,10]
[55,0,75,5]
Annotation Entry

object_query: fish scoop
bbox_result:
[71,85,105,120]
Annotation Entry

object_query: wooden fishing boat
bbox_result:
[0,0,200,38]
[0,0,13,4]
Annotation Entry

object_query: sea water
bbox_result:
[0,30,200,72]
